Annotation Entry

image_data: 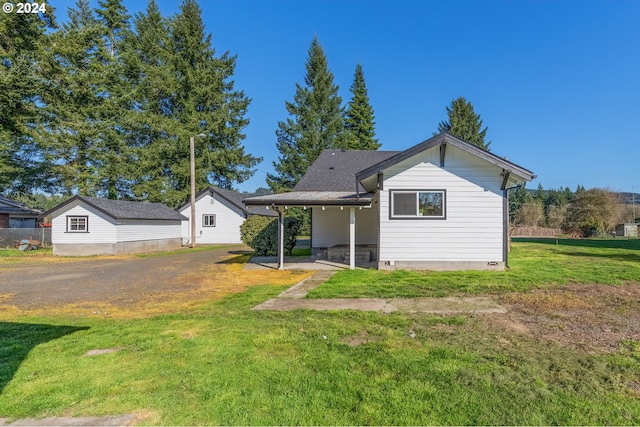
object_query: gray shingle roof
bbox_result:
[179,186,278,217]
[0,196,42,216]
[294,149,399,192]
[46,196,186,221]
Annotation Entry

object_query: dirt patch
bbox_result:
[340,330,376,347]
[494,283,640,353]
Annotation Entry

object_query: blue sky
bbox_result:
[53,0,640,194]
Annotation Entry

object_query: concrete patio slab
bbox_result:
[244,256,374,271]
[253,297,397,312]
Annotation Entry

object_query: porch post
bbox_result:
[278,208,284,270]
[349,207,355,270]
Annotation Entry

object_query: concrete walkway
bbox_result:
[0,415,135,426]
[252,271,506,314]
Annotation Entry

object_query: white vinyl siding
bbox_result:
[116,220,182,242]
[311,203,378,248]
[378,144,504,262]
[180,193,246,244]
[51,202,116,244]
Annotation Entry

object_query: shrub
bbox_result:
[240,215,302,256]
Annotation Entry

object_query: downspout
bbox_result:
[503,183,524,268]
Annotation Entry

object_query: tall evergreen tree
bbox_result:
[130,0,259,207]
[0,6,56,193]
[39,0,104,196]
[437,97,490,151]
[344,63,379,150]
[93,0,136,199]
[267,36,344,192]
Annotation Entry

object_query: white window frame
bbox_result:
[66,215,88,232]
[203,214,216,227]
[390,189,446,219]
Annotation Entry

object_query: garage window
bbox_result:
[67,216,88,232]
[203,214,216,227]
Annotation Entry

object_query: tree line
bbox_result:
[509,184,637,237]
[1,0,259,208]
[1,0,508,211]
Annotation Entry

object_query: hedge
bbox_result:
[240,215,301,256]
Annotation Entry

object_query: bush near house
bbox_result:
[240,215,301,255]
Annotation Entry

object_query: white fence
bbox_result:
[0,228,51,248]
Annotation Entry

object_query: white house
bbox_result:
[178,186,277,245]
[244,132,535,270]
[45,196,186,256]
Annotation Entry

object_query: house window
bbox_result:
[67,216,88,232]
[203,214,216,227]
[390,190,446,219]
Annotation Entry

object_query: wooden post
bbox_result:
[278,208,284,270]
[349,207,355,270]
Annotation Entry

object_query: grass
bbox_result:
[1,290,639,425]
[1,239,640,425]
[0,247,52,258]
[308,238,640,298]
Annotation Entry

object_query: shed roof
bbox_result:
[178,186,278,217]
[45,196,186,221]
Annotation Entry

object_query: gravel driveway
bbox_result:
[0,246,249,309]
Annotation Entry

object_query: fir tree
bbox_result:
[93,0,135,199]
[40,0,105,196]
[437,97,490,150]
[130,0,259,207]
[267,36,344,192]
[344,63,379,150]
[0,6,56,193]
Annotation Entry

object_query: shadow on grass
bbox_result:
[513,237,640,250]
[0,322,89,394]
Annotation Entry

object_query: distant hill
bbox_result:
[618,192,640,205]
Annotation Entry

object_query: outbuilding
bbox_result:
[45,196,186,256]
[178,186,277,245]
[616,223,638,237]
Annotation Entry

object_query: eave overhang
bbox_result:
[356,132,535,187]
[243,191,374,208]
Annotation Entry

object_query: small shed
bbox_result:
[616,223,638,237]
[178,186,276,245]
[45,195,186,256]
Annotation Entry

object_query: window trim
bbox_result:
[202,214,216,227]
[66,215,89,232]
[389,189,447,220]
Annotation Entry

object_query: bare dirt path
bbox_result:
[0,246,249,309]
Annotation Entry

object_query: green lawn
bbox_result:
[1,239,639,425]
[308,238,640,298]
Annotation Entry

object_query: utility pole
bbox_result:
[190,134,206,248]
